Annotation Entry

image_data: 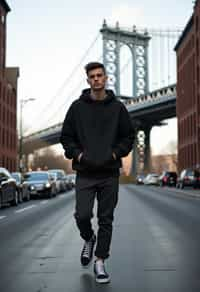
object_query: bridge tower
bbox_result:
[101,21,152,176]
[100,20,151,96]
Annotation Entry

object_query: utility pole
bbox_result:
[19,98,35,172]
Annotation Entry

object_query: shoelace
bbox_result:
[82,240,92,258]
[95,261,106,275]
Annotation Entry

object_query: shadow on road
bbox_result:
[80,272,112,291]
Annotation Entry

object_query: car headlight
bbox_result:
[30,185,35,190]
[45,183,51,188]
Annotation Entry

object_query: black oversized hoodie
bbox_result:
[60,89,134,177]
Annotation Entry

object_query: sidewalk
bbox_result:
[161,185,200,199]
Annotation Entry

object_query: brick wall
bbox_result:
[176,1,200,171]
[0,1,18,171]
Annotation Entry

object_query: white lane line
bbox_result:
[40,200,48,204]
[15,205,36,213]
[0,216,7,220]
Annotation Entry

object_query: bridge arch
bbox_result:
[120,44,133,96]
[100,20,151,97]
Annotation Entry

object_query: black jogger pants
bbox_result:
[74,175,119,259]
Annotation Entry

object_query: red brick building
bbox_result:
[175,0,200,172]
[0,0,19,171]
[151,154,177,174]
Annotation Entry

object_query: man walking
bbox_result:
[60,62,134,283]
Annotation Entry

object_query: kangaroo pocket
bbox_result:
[81,149,114,170]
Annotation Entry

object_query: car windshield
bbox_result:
[68,174,76,178]
[148,174,158,177]
[137,174,145,178]
[49,170,58,175]
[167,172,176,176]
[50,173,56,179]
[12,173,20,182]
[186,170,193,176]
[24,173,48,181]
[194,170,200,177]
[49,170,64,178]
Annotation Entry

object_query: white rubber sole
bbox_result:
[95,276,110,284]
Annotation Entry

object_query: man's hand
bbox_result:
[77,152,83,162]
[112,152,117,160]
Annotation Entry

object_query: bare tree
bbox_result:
[151,140,177,173]
[29,147,72,173]
[166,140,178,170]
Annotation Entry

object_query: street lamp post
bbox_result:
[19,98,36,172]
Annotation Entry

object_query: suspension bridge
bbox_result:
[22,21,182,174]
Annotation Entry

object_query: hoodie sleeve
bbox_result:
[113,103,134,159]
[60,103,82,160]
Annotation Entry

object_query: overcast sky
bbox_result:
[6,0,194,154]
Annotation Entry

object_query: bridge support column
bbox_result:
[143,126,152,173]
[131,125,152,176]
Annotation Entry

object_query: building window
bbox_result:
[3,106,5,123]
[197,64,200,86]
[6,157,9,169]
[2,128,5,146]
[3,85,5,101]
[2,156,5,167]
[1,15,5,25]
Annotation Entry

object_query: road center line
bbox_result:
[15,205,36,213]
[0,216,7,220]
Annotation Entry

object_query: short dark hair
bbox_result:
[85,62,106,75]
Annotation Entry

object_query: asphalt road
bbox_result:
[0,185,200,292]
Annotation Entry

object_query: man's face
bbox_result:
[87,67,107,91]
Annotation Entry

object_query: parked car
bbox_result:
[176,168,200,189]
[67,173,76,188]
[143,173,159,185]
[48,169,66,192]
[11,172,31,202]
[159,171,177,187]
[49,172,61,194]
[24,171,57,198]
[64,175,73,190]
[0,167,18,207]
[136,174,145,185]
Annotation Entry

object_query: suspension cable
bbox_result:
[24,53,103,135]
[27,32,101,130]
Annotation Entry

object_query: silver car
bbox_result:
[11,172,30,202]
[48,169,66,192]
[143,173,159,185]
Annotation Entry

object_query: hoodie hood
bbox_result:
[80,88,116,104]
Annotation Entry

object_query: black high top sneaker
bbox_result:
[94,260,110,284]
[81,234,96,267]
